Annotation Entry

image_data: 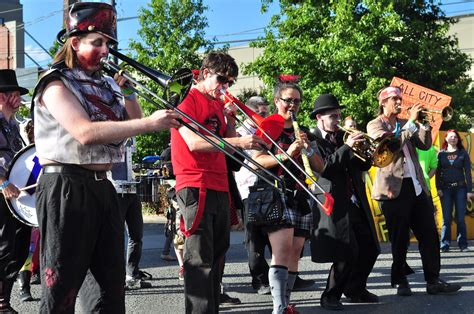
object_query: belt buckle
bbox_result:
[94,172,105,181]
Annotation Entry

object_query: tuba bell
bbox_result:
[338,125,401,168]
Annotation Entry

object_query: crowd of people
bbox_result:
[0,2,471,314]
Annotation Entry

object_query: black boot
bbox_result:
[0,280,17,314]
[17,271,33,302]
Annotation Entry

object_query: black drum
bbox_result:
[6,144,40,227]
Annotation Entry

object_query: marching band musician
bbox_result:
[171,51,266,313]
[0,69,31,314]
[31,2,180,312]
[310,94,380,310]
[366,86,460,297]
[252,78,324,314]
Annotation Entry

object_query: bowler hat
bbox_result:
[57,2,117,45]
[0,70,29,95]
[309,94,343,119]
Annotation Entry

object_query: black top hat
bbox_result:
[309,94,343,119]
[0,70,29,95]
[56,2,117,45]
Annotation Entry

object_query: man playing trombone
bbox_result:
[310,94,380,310]
[32,3,181,313]
[171,51,267,314]
[366,86,460,297]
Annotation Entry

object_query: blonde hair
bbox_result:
[52,36,83,69]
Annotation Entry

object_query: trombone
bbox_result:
[101,49,285,191]
[223,92,334,215]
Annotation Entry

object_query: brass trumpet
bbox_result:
[408,105,454,124]
[337,125,401,168]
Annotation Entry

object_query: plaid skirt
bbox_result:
[262,206,312,238]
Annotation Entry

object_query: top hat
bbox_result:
[57,2,117,45]
[0,70,29,95]
[309,94,343,119]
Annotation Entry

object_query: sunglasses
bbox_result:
[279,98,301,106]
[212,72,235,87]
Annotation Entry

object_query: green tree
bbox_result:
[128,0,214,160]
[246,0,473,130]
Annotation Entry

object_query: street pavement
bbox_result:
[10,215,474,313]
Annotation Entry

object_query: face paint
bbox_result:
[75,34,110,72]
[77,49,103,71]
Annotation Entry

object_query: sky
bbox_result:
[20,0,280,68]
[17,0,474,69]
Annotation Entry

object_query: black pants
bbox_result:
[37,172,125,314]
[79,193,143,312]
[322,203,379,299]
[379,178,440,286]
[343,203,379,297]
[243,198,270,289]
[178,188,230,314]
[0,195,31,280]
[120,193,143,279]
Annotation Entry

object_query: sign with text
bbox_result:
[390,77,452,142]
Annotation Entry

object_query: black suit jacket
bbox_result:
[310,127,380,263]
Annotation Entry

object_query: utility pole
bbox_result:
[110,0,118,63]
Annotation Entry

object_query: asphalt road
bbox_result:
[9,216,474,313]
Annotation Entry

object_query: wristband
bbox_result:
[218,141,225,150]
[124,92,137,101]
[121,87,134,96]
[0,180,9,191]
[276,154,283,162]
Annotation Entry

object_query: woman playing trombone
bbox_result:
[252,77,324,314]
[32,3,180,312]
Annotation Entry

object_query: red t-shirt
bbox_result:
[171,88,229,192]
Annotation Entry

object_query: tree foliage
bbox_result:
[246,0,473,131]
[128,0,214,160]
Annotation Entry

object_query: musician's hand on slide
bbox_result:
[148,110,181,130]
[238,135,267,150]
[345,131,364,149]
[2,183,20,199]
[287,139,303,157]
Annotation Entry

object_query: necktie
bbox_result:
[326,132,336,144]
